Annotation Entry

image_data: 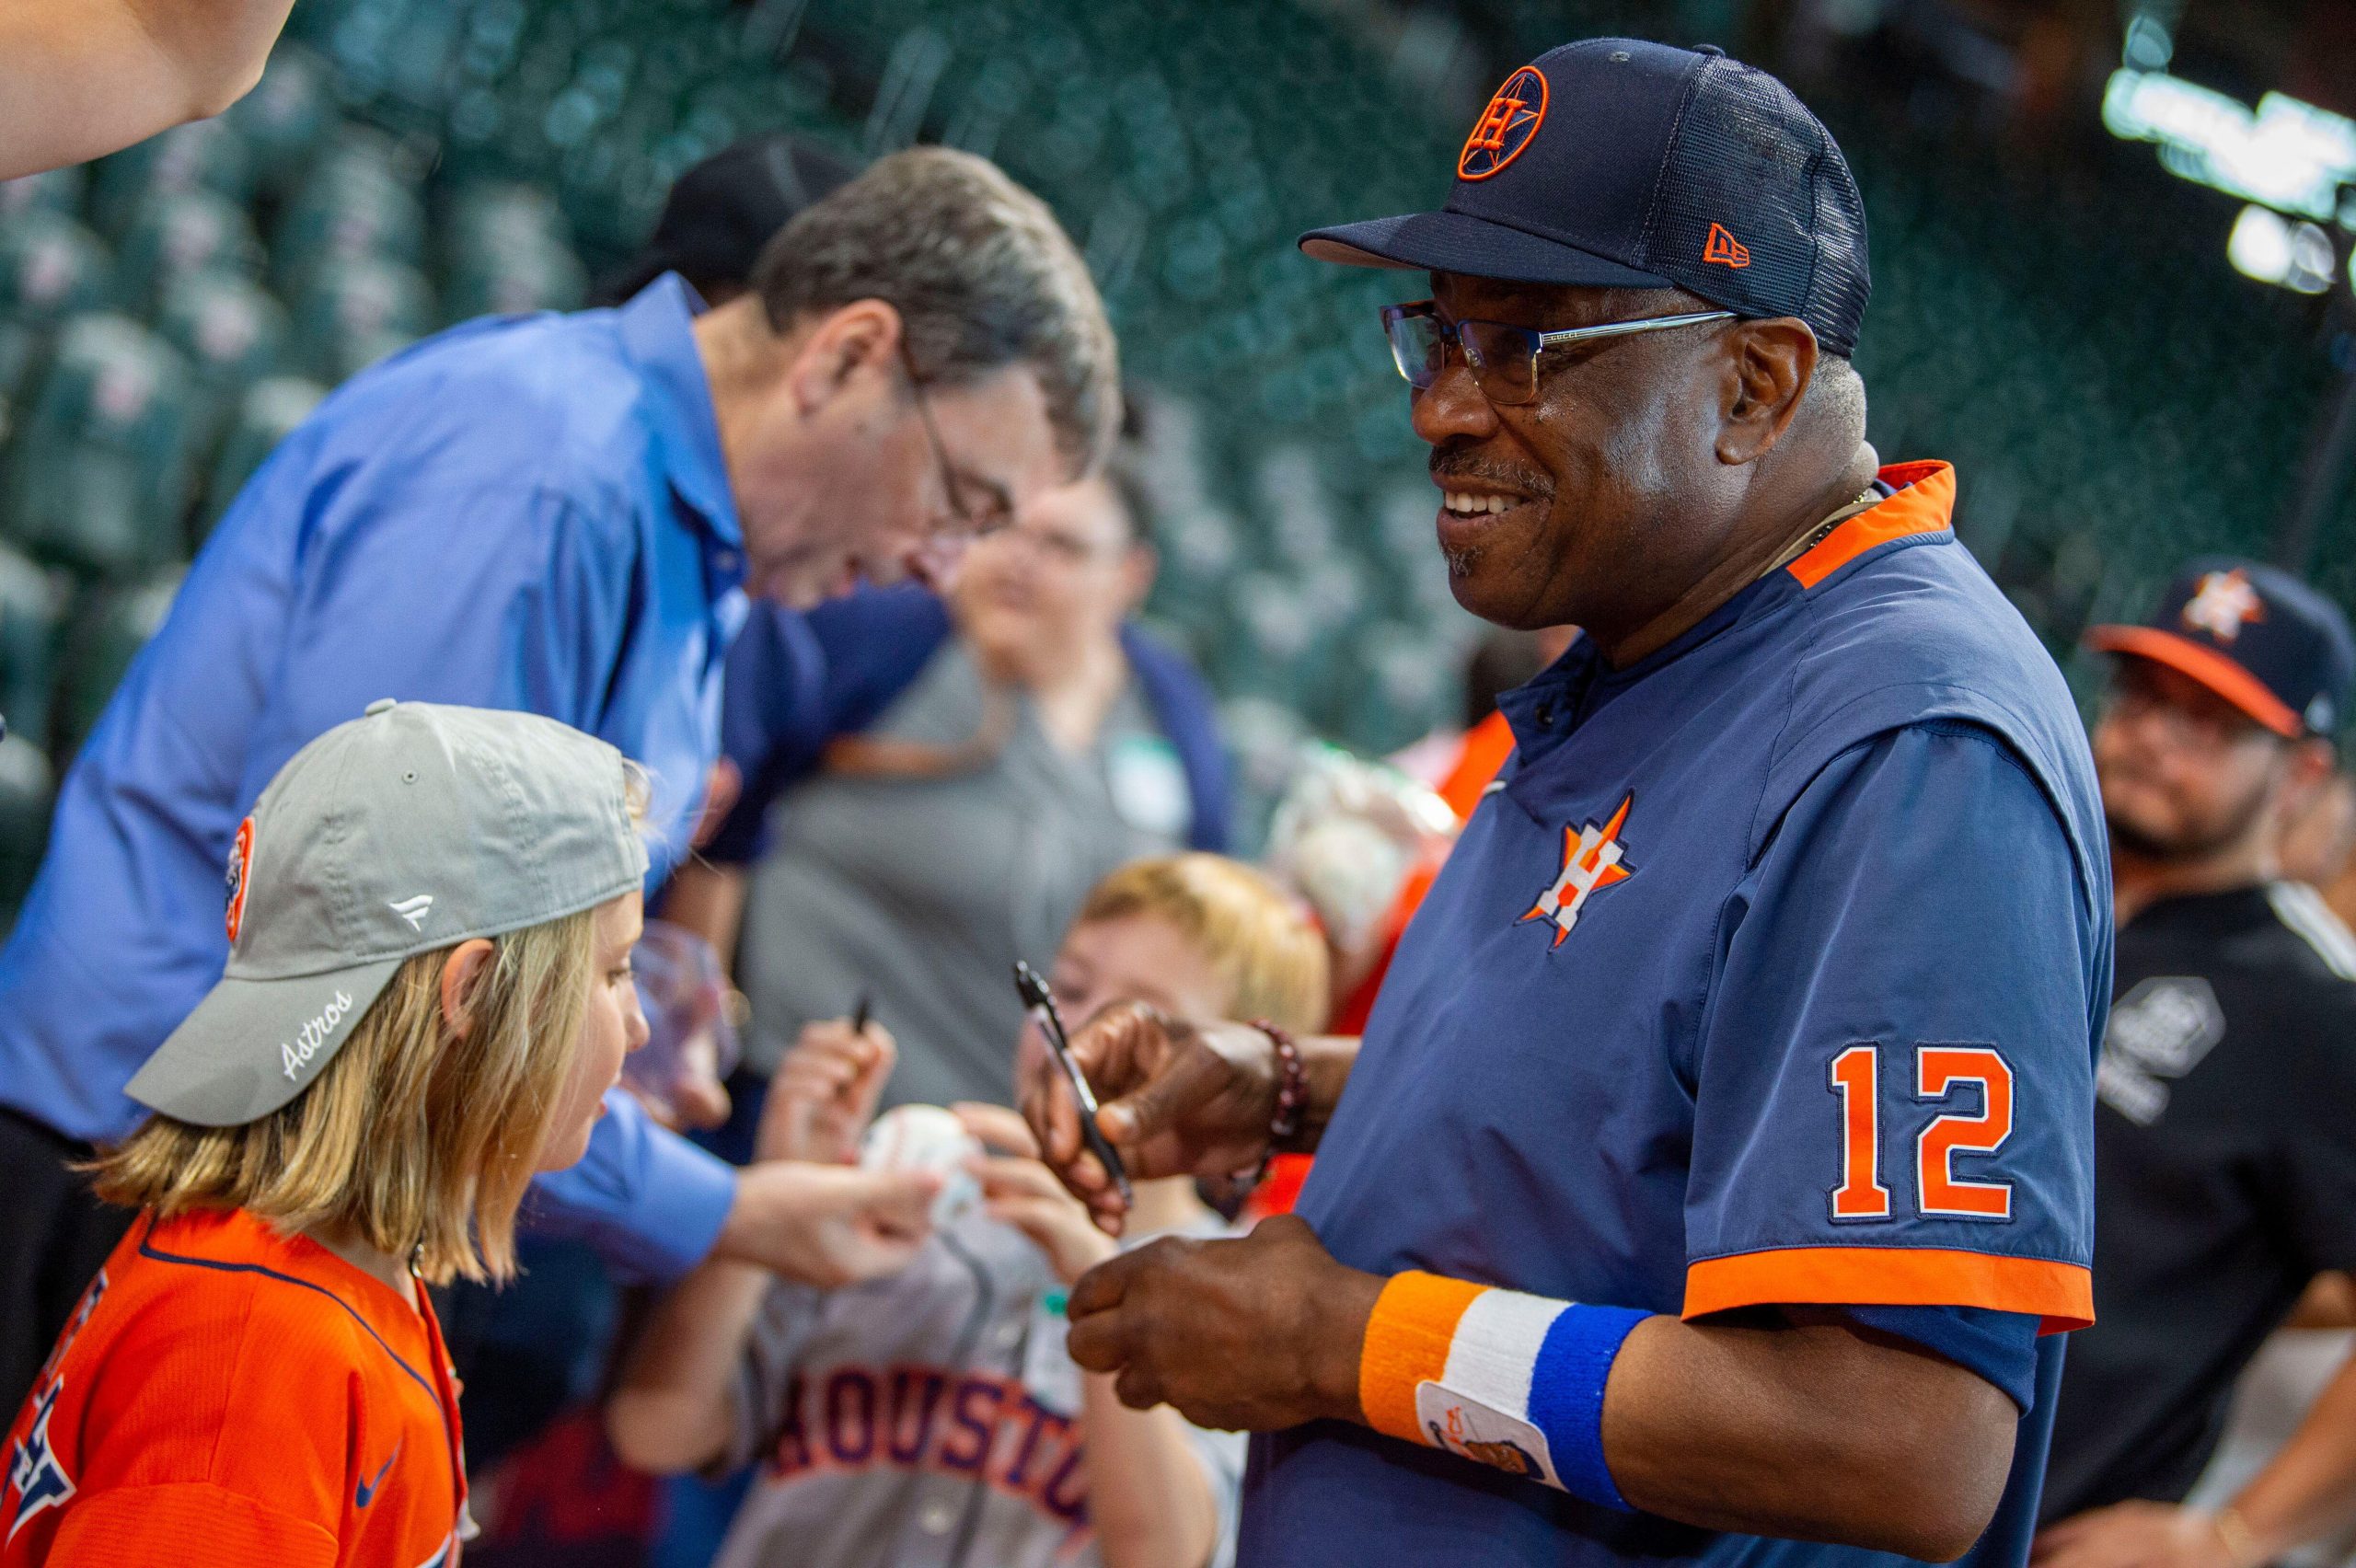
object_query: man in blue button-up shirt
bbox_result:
[0,145,1119,1412]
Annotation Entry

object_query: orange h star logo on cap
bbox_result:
[2182,569,2266,643]
[1459,66,1549,180]
[1520,794,1636,949]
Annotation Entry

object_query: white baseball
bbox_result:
[860,1103,983,1229]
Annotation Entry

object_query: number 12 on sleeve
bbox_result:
[1829,1043,2015,1224]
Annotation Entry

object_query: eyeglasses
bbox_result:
[900,346,1014,539]
[1380,299,1736,406]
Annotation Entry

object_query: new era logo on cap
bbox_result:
[1703,223,1751,269]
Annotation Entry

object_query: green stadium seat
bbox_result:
[157,270,288,396]
[271,132,429,294]
[88,119,256,239]
[156,269,291,491]
[0,542,62,751]
[287,256,432,382]
[226,43,339,197]
[198,375,326,541]
[112,190,266,317]
[3,315,197,580]
[52,569,181,759]
[0,167,87,226]
[439,236,587,323]
[0,213,112,420]
[0,733,54,928]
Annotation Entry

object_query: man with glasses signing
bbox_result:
[1026,39,2111,1568]
[0,146,1119,1414]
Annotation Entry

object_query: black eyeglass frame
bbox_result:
[1380,299,1737,406]
[898,345,1015,538]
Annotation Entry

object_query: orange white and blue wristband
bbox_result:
[1358,1272,1648,1508]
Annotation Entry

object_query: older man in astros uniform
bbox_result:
[1025,39,2111,1568]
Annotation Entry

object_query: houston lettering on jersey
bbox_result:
[762,1366,1090,1537]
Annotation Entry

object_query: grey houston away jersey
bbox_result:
[714,1208,1245,1568]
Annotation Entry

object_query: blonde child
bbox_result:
[609,852,1329,1568]
[0,702,931,1567]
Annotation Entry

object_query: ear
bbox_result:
[439,939,498,1040]
[783,299,907,416]
[1715,317,1818,467]
[1115,541,1158,614]
[2289,739,2339,794]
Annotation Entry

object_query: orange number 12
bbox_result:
[1829,1044,2014,1222]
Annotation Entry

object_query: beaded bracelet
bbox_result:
[1253,1019,1306,1148]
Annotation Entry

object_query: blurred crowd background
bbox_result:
[4,0,2356,922]
[6,2,2356,1562]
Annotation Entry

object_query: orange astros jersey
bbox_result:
[2,1207,468,1567]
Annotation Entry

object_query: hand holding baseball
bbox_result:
[954,1102,1115,1286]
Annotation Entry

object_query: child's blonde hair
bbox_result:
[1072,853,1329,1033]
[92,912,600,1285]
[92,761,652,1286]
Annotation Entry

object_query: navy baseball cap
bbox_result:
[2086,559,2356,738]
[1299,38,1871,357]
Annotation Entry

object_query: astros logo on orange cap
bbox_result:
[1459,66,1548,180]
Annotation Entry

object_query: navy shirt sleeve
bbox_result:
[1683,721,2100,1338]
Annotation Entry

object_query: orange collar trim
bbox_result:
[1786,460,1956,590]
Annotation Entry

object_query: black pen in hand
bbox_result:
[1012,961,1132,1204]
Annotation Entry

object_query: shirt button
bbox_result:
[714,549,742,573]
[1534,702,1555,727]
[994,1320,1023,1349]
[919,1500,957,1535]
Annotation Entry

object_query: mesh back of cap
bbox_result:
[1639,58,1870,356]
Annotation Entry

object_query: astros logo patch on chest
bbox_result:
[1519,794,1635,949]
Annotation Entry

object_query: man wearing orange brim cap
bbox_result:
[2041,558,2356,1568]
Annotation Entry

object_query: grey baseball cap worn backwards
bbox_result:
[126,700,650,1126]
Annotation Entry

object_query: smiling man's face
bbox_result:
[1410,271,1738,637]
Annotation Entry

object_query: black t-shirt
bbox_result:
[2042,882,2356,1521]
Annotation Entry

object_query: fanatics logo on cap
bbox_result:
[2181,569,2265,643]
[1520,794,1636,949]
[1703,222,1751,269]
[224,817,254,945]
[1458,65,1548,180]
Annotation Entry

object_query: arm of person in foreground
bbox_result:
[1062,1217,2015,1561]
[1057,724,2100,1558]
[0,0,296,179]
[609,1017,911,1470]
[2035,1336,2356,1568]
[956,1103,1225,1568]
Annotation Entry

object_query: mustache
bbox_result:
[1428,450,1554,499]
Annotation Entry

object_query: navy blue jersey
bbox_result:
[1245,464,2111,1567]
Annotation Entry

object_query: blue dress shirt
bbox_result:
[0,276,747,1280]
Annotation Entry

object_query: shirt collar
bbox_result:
[1495,461,1958,757]
[616,272,742,550]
